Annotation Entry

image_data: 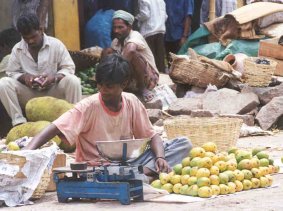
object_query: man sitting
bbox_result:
[24,54,192,182]
[0,13,81,126]
[102,10,159,103]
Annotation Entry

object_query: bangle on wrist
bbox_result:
[155,157,166,163]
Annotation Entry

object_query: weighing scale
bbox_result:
[53,139,148,205]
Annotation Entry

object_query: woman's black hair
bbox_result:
[0,28,21,48]
[95,53,131,85]
[16,13,40,35]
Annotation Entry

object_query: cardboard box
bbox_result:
[257,56,283,77]
[258,38,283,76]
[270,58,283,76]
[46,153,66,192]
[258,38,283,60]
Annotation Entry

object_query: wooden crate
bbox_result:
[268,57,283,76]
[258,38,283,60]
[46,153,66,192]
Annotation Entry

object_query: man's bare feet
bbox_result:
[142,89,155,103]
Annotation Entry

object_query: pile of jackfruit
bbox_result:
[5,97,76,152]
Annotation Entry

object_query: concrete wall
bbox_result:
[0,0,13,31]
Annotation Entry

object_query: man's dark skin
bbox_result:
[17,28,64,89]
[24,80,171,181]
[102,18,155,102]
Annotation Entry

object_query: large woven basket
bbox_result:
[243,57,277,87]
[69,50,100,72]
[169,54,230,88]
[31,169,51,199]
[164,116,243,152]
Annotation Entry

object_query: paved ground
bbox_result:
[2,132,283,211]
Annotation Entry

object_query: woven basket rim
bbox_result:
[164,116,243,124]
[164,116,243,151]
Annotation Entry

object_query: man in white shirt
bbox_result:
[0,13,81,126]
[136,0,167,73]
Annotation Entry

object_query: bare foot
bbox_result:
[142,89,155,103]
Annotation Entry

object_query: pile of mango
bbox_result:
[151,142,280,198]
[76,66,97,95]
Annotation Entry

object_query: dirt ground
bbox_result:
[2,132,283,211]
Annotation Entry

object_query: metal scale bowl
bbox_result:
[53,138,149,205]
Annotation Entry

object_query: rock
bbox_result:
[144,98,163,109]
[147,109,162,124]
[154,119,164,127]
[256,84,283,105]
[256,96,283,130]
[225,79,243,91]
[158,73,176,92]
[241,83,283,105]
[220,114,255,126]
[190,110,214,117]
[202,88,259,115]
[167,98,202,116]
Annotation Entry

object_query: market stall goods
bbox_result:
[151,142,279,198]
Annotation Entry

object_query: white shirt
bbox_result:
[136,0,167,38]
[6,34,75,80]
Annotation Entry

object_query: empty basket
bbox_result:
[164,116,243,152]
[243,57,277,87]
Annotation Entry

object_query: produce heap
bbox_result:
[76,66,97,95]
[0,97,76,153]
[151,142,280,198]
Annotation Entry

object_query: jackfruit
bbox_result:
[59,139,76,153]
[25,97,74,122]
[6,121,61,145]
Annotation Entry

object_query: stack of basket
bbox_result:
[243,57,277,87]
[164,116,243,152]
[169,53,231,88]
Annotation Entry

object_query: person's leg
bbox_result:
[47,74,82,104]
[130,137,192,179]
[154,33,166,73]
[124,50,158,102]
[164,40,181,67]
[0,77,38,126]
[191,0,203,33]
[145,34,165,73]
[101,47,115,59]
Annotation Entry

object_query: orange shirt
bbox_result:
[53,92,156,164]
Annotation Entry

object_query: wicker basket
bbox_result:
[69,50,99,72]
[169,54,230,88]
[243,57,277,87]
[31,169,51,199]
[164,116,243,152]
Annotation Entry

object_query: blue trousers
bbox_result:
[129,137,192,181]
